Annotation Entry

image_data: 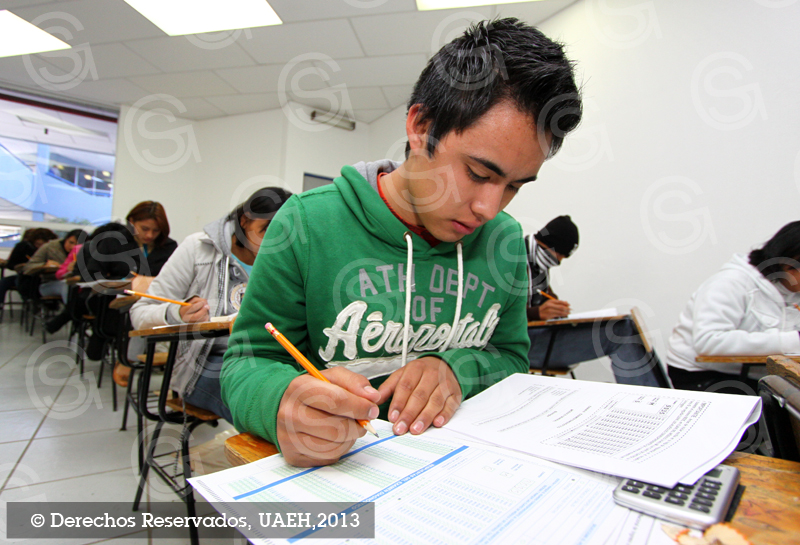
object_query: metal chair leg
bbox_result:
[133,419,163,511]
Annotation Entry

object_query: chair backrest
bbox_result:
[630,306,672,388]
[758,374,800,462]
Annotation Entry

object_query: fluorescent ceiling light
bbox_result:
[417,0,541,10]
[10,108,109,138]
[310,110,356,131]
[124,0,282,36]
[0,10,71,58]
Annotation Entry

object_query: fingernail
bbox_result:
[434,416,445,427]
[368,406,379,420]
[364,385,378,396]
[394,421,407,435]
[412,420,424,434]
[389,410,399,422]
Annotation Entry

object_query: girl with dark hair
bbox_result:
[23,229,88,303]
[0,229,58,311]
[667,221,800,393]
[129,187,292,420]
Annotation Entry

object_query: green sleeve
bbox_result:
[221,197,310,447]
[422,225,530,399]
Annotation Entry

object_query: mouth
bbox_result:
[452,220,478,235]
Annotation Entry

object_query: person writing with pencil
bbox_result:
[129,188,292,421]
[222,19,584,467]
[525,216,661,386]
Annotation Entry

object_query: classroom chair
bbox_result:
[757,374,800,462]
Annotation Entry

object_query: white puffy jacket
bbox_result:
[667,253,800,375]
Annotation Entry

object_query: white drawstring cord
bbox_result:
[401,232,414,368]
[442,241,464,351]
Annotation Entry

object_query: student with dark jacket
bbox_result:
[0,228,57,310]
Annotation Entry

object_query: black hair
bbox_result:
[63,229,88,249]
[406,17,582,158]
[230,187,293,248]
[749,221,800,279]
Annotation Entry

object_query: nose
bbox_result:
[471,183,506,223]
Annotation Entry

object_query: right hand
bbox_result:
[276,367,381,467]
[179,297,210,323]
[539,299,571,320]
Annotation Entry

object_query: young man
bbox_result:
[222,18,583,467]
[525,216,663,387]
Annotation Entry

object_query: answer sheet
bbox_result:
[190,422,626,545]
[446,374,760,487]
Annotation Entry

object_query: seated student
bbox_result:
[525,216,660,386]
[130,187,292,422]
[222,18,584,467]
[22,229,87,303]
[667,221,800,393]
[0,228,57,309]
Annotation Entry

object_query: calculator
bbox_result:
[612,465,740,530]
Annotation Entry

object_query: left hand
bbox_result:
[377,356,462,436]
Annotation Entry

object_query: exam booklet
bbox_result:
[189,422,628,545]
[446,374,761,488]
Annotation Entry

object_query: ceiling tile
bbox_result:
[57,78,151,105]
[10,0,165,45]
[215,62,324,94]
[352,108,391,124]
[351,8,494,56]
[125,36,255,73]
[0,0,61,8]
[268,0,416,23]
[382,84,413,109]
[316,54,427,88]
[0,55,72,92]
[237,19,364,64]
[344,87,389,110]
[128,72,238,98]
[205,93,282,116]
[166,98,225,120]
[35,42,161,79]
[493,0,581,26]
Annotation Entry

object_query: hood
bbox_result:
[722,253,784,302]
[343,160,485,255]
[202,216,234,257]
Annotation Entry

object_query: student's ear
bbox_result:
[406,104,431,156]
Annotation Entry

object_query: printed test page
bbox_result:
[446,374,760,487]
[190,422,628,545]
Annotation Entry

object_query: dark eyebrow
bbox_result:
[469,155,538,184]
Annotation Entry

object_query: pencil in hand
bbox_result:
[123,289,191,307]
[265,322,379,437]
[536,289,558,301]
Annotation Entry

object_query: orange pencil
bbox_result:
[537,289,558,301]
[265,322,378,437]
[123,289,191,307]
[794,303,800,312]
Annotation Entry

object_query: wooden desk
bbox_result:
[223,432,800,545]
[130,320,233,338]
[697,355,800,365]
[109,295,140,310]
[765,355,800,386]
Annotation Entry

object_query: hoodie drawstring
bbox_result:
[400,234,463,368]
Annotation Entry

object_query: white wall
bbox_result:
[368,105,408,164]
[495,0,800,355]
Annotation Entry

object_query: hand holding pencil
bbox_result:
[536,289,571,320]
[265,322,382,467]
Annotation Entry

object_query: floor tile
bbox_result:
[0,409,46,444]
[0,440,29,489]
[0,384,64,412]
[9,430,141,487]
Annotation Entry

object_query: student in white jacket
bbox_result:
[667,221,800,393]
[130,187,292,421]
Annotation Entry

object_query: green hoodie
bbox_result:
[221,162,530,446]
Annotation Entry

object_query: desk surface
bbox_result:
[223,432,800,545]
[130,320,233,337]
[766,355,800,385]
[696,354,800,364]
[527,314,627,327]
[109,295,140,310]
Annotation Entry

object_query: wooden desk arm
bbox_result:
[224,432,279,466]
